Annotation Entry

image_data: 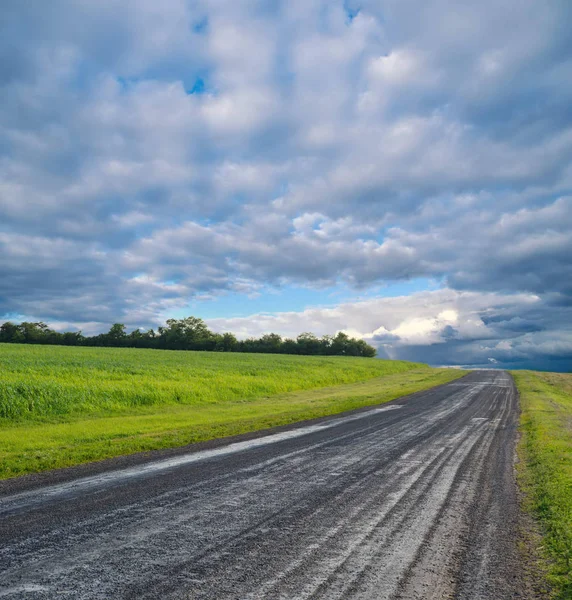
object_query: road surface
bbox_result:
[0,370,525,599]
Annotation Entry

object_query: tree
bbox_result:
[296,332,322,355]
[0,322,21,343]
[217,332,238,352]
[61,331,84,346]
[281,338,298,354]
[356,339,377,357]
[107,323,127,346]
[18,322,50,343]
[0,315,376,357]
[259,333,283,353]
[158,317,213,350]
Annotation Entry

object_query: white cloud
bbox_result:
[208,289,537,342]
[204,288,572,367]
[1,0,572,369]
[368,49,426,85]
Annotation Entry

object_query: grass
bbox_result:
[513,370,572,599]
[0,344,465,478]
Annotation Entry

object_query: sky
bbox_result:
[1,0,572,370]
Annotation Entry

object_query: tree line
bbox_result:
[0,317,377,357]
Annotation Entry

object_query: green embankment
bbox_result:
[0,344,465,479]
[513,370,572,599]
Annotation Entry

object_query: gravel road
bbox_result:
[0,370,526,599]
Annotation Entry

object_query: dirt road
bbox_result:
[0,370,525,599]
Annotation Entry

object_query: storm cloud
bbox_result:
[1,0,571,369]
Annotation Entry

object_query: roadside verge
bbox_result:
[0,367,465,483]
[513,370,572,599]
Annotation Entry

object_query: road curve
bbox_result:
[0,370,525,599]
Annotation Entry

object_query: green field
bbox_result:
[513,370,572,599]
[0,344,465,478]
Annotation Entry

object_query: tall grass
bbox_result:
[0,344,466,478]
[0,344,421,423]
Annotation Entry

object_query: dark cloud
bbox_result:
[0,1,571,369]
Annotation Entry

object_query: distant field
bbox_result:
[0,344,424,422]
[0,344,465,478]
[513,370,572,599]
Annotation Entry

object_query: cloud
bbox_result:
[208,289,571,369]
[1,0,571,369]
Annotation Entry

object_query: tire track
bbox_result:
[0,371,525,599]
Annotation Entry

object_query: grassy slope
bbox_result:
[513,370,572,598]
[0,344,465,478]
[0,345,420,421]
